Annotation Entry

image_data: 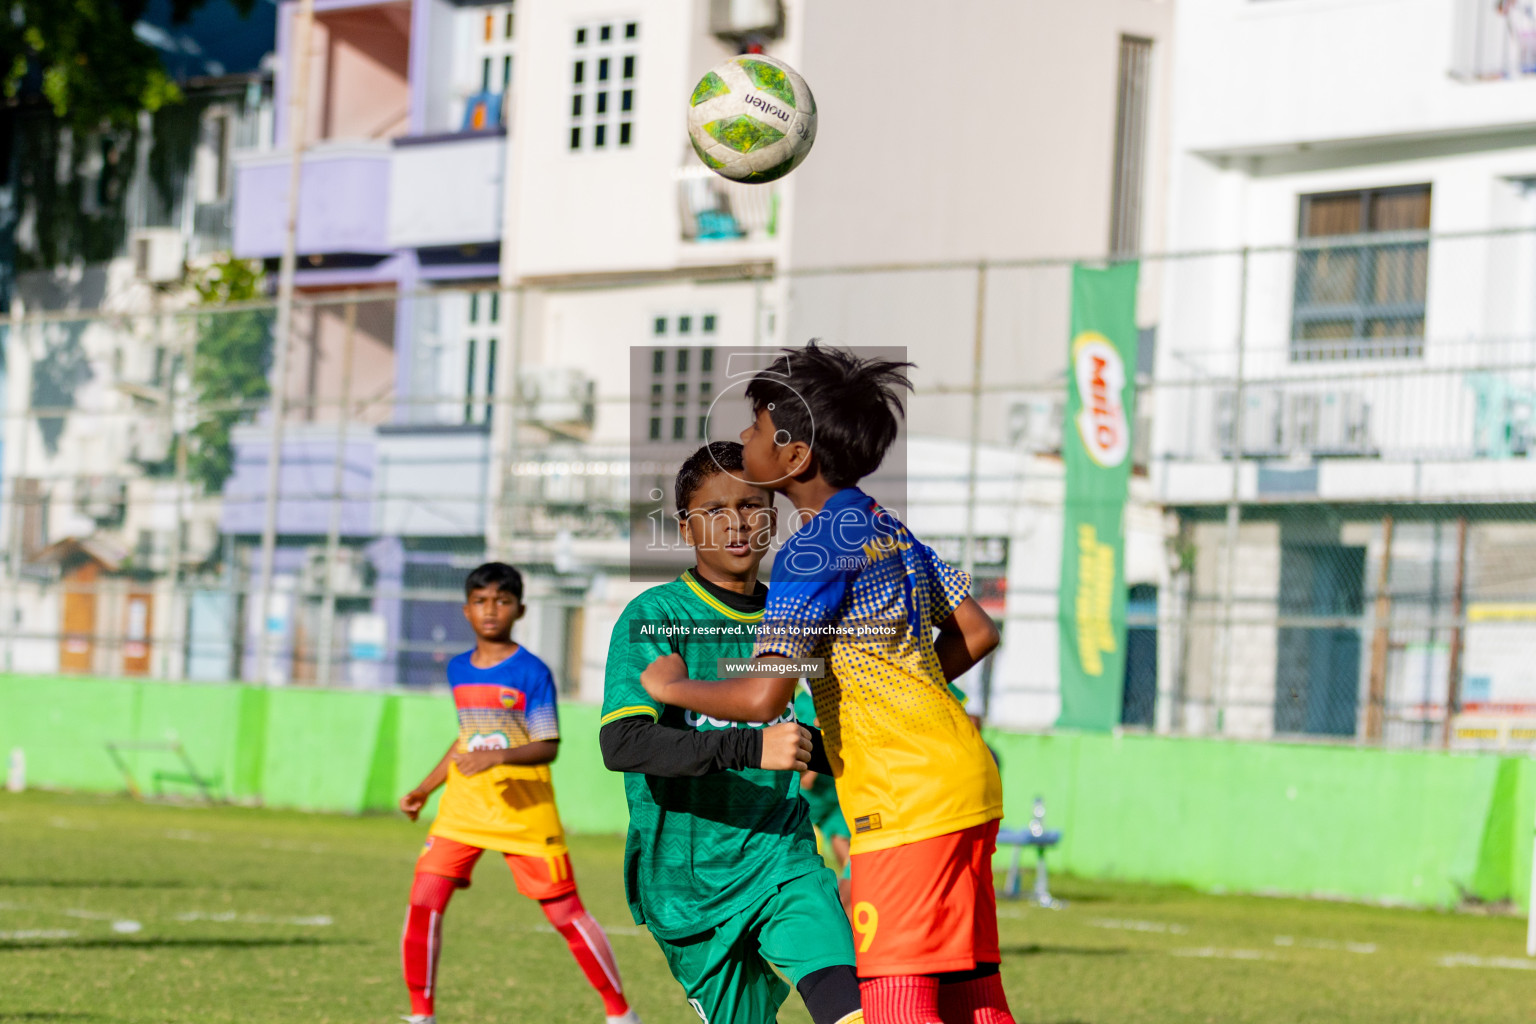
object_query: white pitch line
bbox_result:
[255,838,331,854]
[1274,935,1377,954]
[1172,947,1274,961]
[0,902,140,932]
[61,908,128,922]
[174,911,333,926]
[0,929,78,940]
[47,817,97,831]
[1090,918,1190,935]
[164,829,215,843]
[1438,954,1536,971]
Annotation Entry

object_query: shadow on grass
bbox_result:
[1001,943,1131,957]
[1,878,180,890]
[0,1015,112,1021]
[0,878,272,892]
[0,936,352,952]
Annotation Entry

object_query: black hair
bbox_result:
[674,441,773,517]
[464,561,524,600]
[743,341,914,488]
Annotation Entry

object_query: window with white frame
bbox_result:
[569,19,639,152]
[464,289,501,425]
[467,2,516,130]
[647,313,719,442]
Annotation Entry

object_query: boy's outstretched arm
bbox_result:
[640,652,800,724]
[399,738,456,820]
[600,718,811,776]
[934,596,1001,682]
[453,739,559,777]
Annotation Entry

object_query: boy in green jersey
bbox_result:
[601,442,862,1024]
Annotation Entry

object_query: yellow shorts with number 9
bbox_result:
[847,819,1001,977]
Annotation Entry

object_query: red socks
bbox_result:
[402,872,457,1016]
[861,975,943,1024]
[403,876,629,1019]
[540,891,630,1017]
[938,971,1015,1024]
[861,972,1015,1024]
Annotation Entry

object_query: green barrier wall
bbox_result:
[3,675,1532,911]
[0,676,628,833]
[983,729,1536,912]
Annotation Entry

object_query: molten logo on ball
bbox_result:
[687,55,817,183]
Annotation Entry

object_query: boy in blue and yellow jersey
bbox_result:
[601,442,862,1024]
[640,344,1013,1024]
[398,562,639,1024]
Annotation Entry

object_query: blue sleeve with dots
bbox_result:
[920,541,971,621]
[755,531,853,661]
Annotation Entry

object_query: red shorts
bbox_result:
[848,819,1001,976]
[416,835,578,902]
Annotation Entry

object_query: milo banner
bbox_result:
[1057,261,1139,731]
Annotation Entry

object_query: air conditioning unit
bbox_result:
[709,0,783,38]
[74,476,127,524]
[1284,390,1372,456]
[1006,397,1064,454]
[1314,391,1371,455]
[520,368,596,431]
[299,546,370,597]
[1216,390,1284,456]
[130,228,186,284]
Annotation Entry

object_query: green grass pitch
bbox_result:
[2,790,1533,1023]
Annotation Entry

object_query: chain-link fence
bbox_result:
[6,224,1536,751]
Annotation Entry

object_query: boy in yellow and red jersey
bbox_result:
[641,344,1009,1024]
[398,562,640,1024]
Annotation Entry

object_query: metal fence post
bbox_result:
[316,300,356,688]
[510,285,525,552]
[255,0,315,685]
[1444,515,1469,748]
[4,314,31,675]
[1216,246,1251,734]
[163,304,193,680]
[962,262,988,581]
[1365,514,1395,741]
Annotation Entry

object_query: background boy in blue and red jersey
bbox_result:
[398,562,639,1024]
[640,344,1012,1024]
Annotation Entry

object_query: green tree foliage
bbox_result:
[0,0,255,132]
[188,256,270,493]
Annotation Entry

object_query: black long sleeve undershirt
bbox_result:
[599,716,834,778]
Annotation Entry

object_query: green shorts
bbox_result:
[654,868,855,1024]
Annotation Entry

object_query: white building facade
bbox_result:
[480,0,1176,724]
[1152,0,1536,744]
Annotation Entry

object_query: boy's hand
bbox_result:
[759,722,813,771]
[452,749,508,777]
[640,652,688,701]
[399,790,428,821]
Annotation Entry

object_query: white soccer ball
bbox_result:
[686,54,817,184]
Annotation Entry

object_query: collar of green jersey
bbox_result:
[680,569,765,623]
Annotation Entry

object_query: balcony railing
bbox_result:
[232,142,394,259]
[675,164,778,244]
[1453,0,1536,81]
[1154,337,1536,469]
